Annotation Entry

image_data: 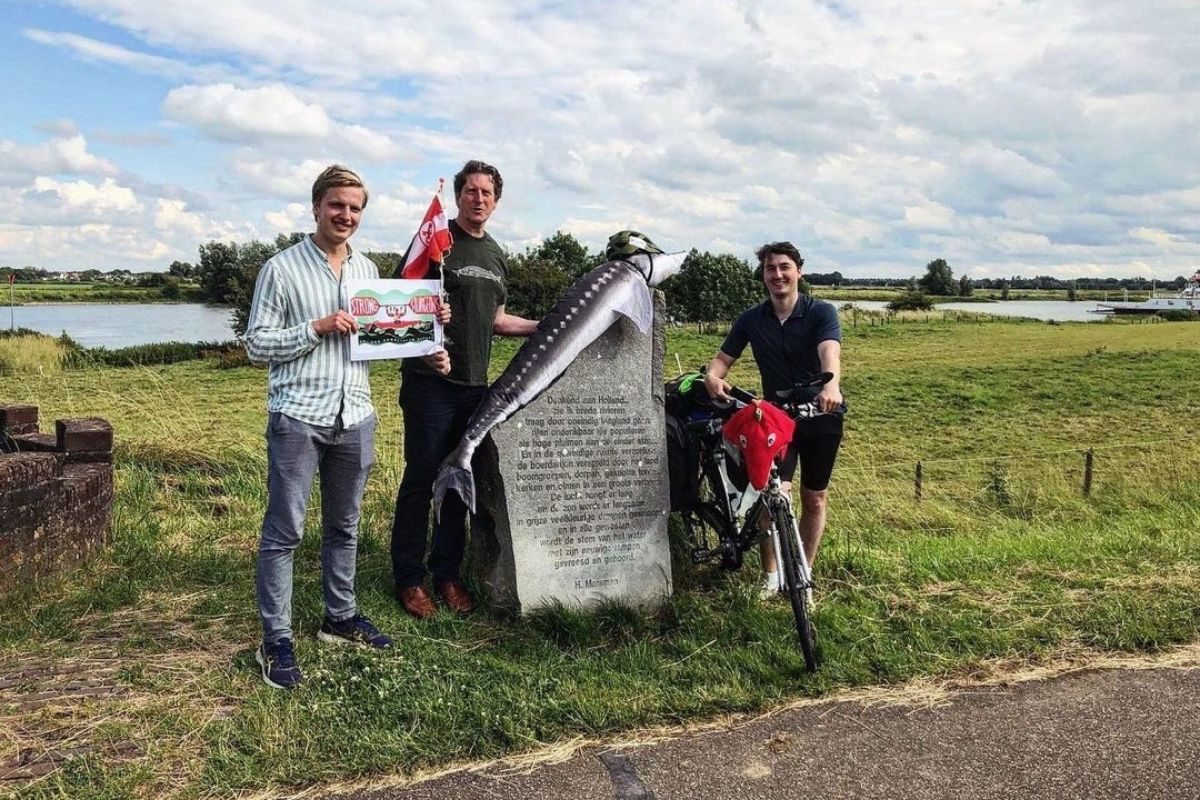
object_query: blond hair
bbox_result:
[311,164,369,207]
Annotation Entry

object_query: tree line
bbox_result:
[5,239,1194,332]
[172,231,770,335]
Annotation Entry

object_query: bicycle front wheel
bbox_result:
[772,501,817,672]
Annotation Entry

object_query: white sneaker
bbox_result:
[760,571,782,599]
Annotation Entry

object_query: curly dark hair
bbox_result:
[754,241,804,270]
[453,160,503,201]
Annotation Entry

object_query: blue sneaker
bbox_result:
[317,614,393,649]
[256,638,303,689]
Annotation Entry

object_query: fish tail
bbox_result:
[432,456,477,520]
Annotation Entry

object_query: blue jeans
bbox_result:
[390,371,486,588]
[257,411,376,645]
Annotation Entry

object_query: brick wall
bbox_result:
[0,405,114,594]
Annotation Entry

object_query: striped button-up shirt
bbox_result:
[244,235,378,428]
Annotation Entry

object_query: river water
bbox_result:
[3,298,1111,348]
[5,303,236,348]
[835,300,1106,322]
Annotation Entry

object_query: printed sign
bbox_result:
[345,279,443,361]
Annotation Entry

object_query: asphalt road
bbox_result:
[337,664,1200,800]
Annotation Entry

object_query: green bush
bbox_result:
[63,339,243,368]
[887,291,934,311]
[1157,310,1199,322]
[0,327,47,339]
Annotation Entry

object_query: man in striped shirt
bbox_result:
[243,164,397,689]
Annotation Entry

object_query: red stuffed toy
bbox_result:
[721,400,795,491]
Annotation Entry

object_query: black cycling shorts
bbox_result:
[776,413,843,491]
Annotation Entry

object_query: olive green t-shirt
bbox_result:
[399,219,508,386]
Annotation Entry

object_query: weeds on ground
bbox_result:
[1,320,1199,797]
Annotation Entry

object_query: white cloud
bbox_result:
[25,27,184,75]
[0,135,118,184]
[996,231,1053,253]
[153,198,206,238]
[0,173,255,268]
[904,202,956,231]
[263,203,309,235]
[19,176,142,223]
[164,84,400,161]
[5,0,1199,277]
[228,152,329,200]
[537,150,591,194]
[1129,227,1189,247]
[164,83,335,140]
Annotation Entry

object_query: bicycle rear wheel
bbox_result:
[772,501,817,672]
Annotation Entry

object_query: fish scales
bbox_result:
[432,251,686,516]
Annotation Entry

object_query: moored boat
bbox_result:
[1092,272,1200,315]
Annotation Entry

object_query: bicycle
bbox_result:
[674,372,837,672]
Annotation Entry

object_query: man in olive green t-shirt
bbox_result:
[390,160,538,618]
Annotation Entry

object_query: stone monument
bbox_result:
[472,295,672,612]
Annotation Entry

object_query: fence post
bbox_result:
[1083,448,1094,496]
[914,460,923,502]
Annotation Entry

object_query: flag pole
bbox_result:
[436,177,447,300]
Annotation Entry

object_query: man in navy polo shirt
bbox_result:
[703,241,844,595]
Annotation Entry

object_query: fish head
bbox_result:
[721,400,795,491]
[626,250,688,287]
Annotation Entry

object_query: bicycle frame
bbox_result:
[754,471,814,595]
[674,374,831,670]
[683,395,823,590]
[684,419,777,564]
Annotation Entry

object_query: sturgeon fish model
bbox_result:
[432,251,688,517]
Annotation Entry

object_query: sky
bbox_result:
[1,1,1198,280]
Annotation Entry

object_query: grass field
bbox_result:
[1,316,1199,798]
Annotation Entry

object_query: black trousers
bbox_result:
[390,370,487,588]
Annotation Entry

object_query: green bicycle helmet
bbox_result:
[605,230,664,262]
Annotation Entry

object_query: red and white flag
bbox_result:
[400,195,453,279]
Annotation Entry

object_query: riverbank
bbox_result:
[812,287,1163,303]
[4,283,206,305]
[2,319,1199,798]
[4,283,1161,307]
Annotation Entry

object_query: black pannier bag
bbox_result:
[664,371,711,512]
[665,413,700,511]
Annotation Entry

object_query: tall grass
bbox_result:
[1,318,1199,798]
[0,330,244,372]
[0,334,67,375]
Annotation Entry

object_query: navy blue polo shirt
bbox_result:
[719,295,841,401]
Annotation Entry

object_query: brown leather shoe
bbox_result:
[434,579,474,615]
[396,585,437,619]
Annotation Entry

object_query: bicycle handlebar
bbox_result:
[718,372,838,420]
